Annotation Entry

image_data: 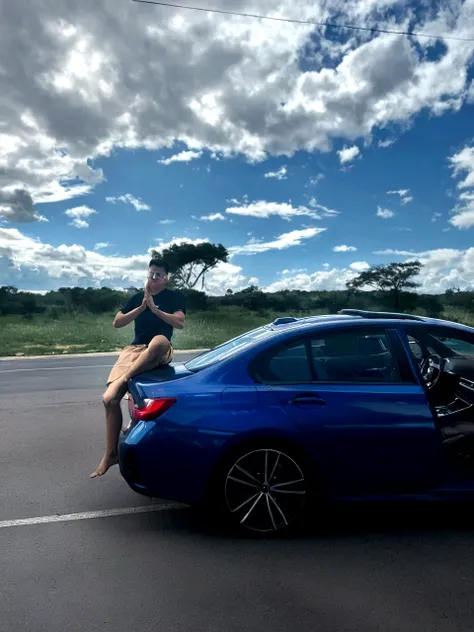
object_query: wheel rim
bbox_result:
[224,448,306,533]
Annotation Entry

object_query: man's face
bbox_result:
[147,266,168,290]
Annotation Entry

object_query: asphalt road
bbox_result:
[1,355,474,632]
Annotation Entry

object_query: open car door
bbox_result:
[403,325,474,494]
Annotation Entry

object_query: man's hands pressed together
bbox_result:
[141,282,184,329]
[145,284,156,312]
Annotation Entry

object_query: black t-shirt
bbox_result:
[121,289,186,345]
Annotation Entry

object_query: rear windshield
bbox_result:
[185,327,273,370]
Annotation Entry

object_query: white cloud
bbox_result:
[281,268,307,275]
[451,209,474,229]
[64,205,97,229]
[373,247,474,293]
[158,150,202,166]
[449,145,474,229]
[265,246,474,294]
[199,213,225,221]
[349,261,370,272]
[450,146,474,189]
[378,138,395,148]
[337,145,360,164]
[225,200,321,221]
[94,241,110,250]
[333,244,357,252]
[264,166,287,180]
[306,174,324,187]
[0,227,150,290]
[374,248,419,256]
[203,262,259,295]
[158,219,176,225]
[265,266,360,293]
[154,236,209,252]
[387,189,409,197]
[230,227,326,256]
[376,207,395,219]
[2,0,474,214]
[308,198,340,217]
[387,188,413,205]
[106,194,150,212]
[0,188,48,223]
[4,225,474,295]
[0,229,231,292]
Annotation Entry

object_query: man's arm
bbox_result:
[147,304,186,330]
[113,293,147,328]
[113,304,145,328]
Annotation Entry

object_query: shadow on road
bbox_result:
[121,500,474,542]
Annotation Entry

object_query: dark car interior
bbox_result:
[260,331,400,384]
[406,329,474,465]
[311,333,399,382]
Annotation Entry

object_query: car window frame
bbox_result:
[249,326,416,385]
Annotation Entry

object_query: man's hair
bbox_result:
[149,258,170,274]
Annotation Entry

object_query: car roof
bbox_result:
[264,310,474,336]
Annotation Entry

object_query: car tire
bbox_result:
[213,441,314,535]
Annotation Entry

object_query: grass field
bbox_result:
[0,307,298,357]
[1,306,473,357]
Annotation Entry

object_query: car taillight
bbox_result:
[131,397,177,421]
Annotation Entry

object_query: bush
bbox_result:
[180,289,209,311]
[46,306,69,320]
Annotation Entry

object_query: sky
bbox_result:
[1,0,474,295]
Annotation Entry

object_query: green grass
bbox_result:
[440,307,474,328]
[0,307,306,357]
[1,306,473,357]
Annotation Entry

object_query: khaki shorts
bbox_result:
[107,340,173,386]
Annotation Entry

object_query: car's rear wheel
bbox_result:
[219,445,310,534]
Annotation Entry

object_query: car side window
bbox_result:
[253,329,402,384]
[310,330,402,383]
[406,328,474,359]
[253,341,313,383]
[434,336,474,358]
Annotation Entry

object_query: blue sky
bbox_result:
[1,0,474,294]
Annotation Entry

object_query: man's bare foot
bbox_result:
[90,452,119,478]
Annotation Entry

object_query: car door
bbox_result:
[254,325,446,497]
[402,325,474,492]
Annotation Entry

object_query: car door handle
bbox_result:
[288,395,325,406]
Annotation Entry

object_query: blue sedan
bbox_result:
[119,310,474,533]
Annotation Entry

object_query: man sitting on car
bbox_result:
[90,258,186,478]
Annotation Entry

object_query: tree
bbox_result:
[0,286,18,315]
[151,242,228,290]
[346,261,423,309]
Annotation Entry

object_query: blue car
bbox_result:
[119,309,474,533]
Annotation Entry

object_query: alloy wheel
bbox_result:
[224,448,306,533]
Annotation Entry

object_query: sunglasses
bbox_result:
[148,271,167,280]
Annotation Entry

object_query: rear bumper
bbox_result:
[118,421,229,505]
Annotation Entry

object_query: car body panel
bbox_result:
[119,314,474,508]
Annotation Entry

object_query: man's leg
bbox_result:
[122,335,172,382]
[90,379,128,478]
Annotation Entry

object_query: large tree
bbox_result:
[346,261,423,309]
[151,242,228,290]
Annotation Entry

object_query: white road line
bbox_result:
[0,503,184,529]
[0,365,114,373]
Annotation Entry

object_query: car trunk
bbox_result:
[127,362,194,406]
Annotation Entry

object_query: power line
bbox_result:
[131,0,474,43]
